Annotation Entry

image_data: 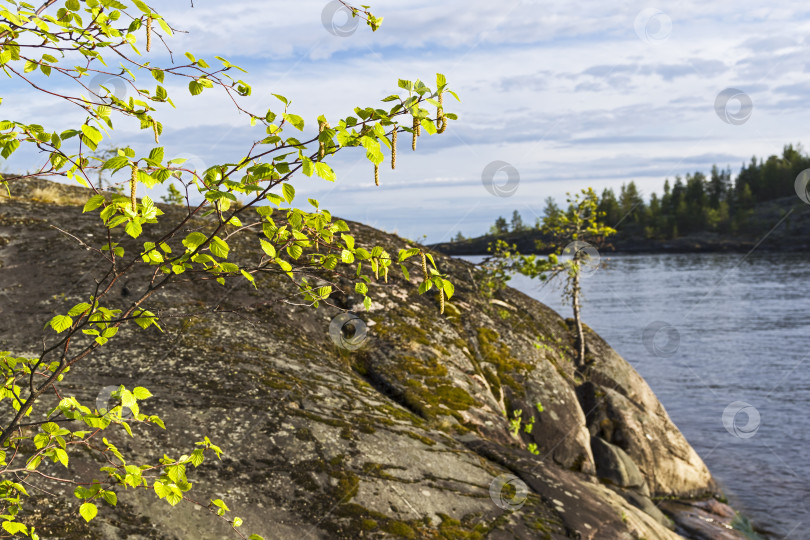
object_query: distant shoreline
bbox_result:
[431,231,810,257]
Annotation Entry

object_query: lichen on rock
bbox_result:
[0,178,754,539]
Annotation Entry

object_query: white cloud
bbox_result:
[2,1,810,241]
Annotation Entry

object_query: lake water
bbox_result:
[461,252,810,538]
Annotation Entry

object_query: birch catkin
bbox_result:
[318,120,329,159]
[412,117,419,151]
[374,163,379,186]
[439,289,445,314]
[436,93,447,134]
[391,128,397,169]
[420,251,428,279]
[152,121,159,143]
[130,166,138,212]
[146,16,152,52]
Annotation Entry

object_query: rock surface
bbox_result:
[0,178,760,539]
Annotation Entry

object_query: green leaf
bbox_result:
[79,502,98,522]
[301,156,314,177]
[443,280,454,299]
[55,448,68,467]
[189,80,203,96]
[189,448,205,467]
[149,147,165,163]
[342,234,355,250]
[2,522,27,535]
[281,183,295,204]
[68,303,92,317]
[131,0,151,13]
[316,286,332,300]
[425,253,438,270]
[133,387,152,400]
[125,219,142,238]
[282,113,304,130]
[166,489,183,506]
[26,455,42,471]
[134,310,160,330]
[286,244,303,259]
[102,491,118,506]
[153,481,171,499]
[83,194,105,213]
[314,162,336,181]
[420,118,437,135]
[276,259,292,273]
[240,269,255,286]
[259,239,276,258]
[81,124,103,146]
[50,315,73,333]
[209,236,229,258]
[183,232,207,251]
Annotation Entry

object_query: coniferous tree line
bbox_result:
[481,144,810,240]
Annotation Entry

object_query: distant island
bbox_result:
[434,144,810,256]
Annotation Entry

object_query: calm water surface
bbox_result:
[462,252,810,538]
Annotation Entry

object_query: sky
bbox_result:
[3,1,810,243]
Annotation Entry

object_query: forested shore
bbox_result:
[436,144,810,256]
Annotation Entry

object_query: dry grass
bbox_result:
[29,186,87,206]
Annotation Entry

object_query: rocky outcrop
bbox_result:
[0,178,759,539]
[578,331,716,498]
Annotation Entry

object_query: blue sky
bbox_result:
[4,1,810,243]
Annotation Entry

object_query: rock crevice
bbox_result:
[0,178,755,539]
